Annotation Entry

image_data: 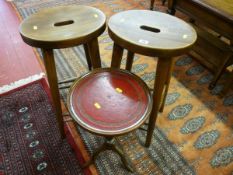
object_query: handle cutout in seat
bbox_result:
[140,25,160,33]
[54,20,74,27]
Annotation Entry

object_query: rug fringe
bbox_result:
[0,73,45,95]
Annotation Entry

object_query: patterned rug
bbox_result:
[11,0,233,175]
[0,80,85,175]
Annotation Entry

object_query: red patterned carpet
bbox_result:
[0,81,88,175]
[0,80,88,175]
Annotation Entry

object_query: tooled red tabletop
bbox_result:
[67,68,152,136]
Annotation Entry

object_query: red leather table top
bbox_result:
[68,68,152,136]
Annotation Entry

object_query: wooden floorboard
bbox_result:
[0,0,44,94]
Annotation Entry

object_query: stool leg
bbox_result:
[83,44,92,70]
[82,137,134,172]
[111,143,134,172]
[42,49,65,139]
[167,0,176,15]
[162,0,166,5]
[86,38,101,69]
[220,71,233,97]
[106,138,134,172]
[159,58,175,112]
[125,51,134,71]
[82,143,108,168]
[145,57,173,147]
[111,43,124,68]
[150,0,155,10]
[209,55,231,90]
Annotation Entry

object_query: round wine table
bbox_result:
[67,68,152,172]
[19,5,106,138]
[108,10,197,146]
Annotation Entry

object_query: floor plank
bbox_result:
[0,1,44,94]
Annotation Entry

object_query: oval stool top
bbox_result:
[67,68,152,136]
[108,10,197,57]
[19,5,106,49]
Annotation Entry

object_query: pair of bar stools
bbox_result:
[19,5,196,172]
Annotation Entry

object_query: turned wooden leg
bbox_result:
[125,51,134,71]
[159,58,175,112]
[219,42,233,96]
[87,38,101,69]
[220,70,233,97]
[145,57,173,147]
[162,0,166,5]
[82,137,134,172]
[150,0,155,10]
[209,55,231,90]
[83,44,92,70]
[82,143,108,168]
[111,43,124,68]
[42,49,65,139]
[167,0,176,15]
[111,141,134,172]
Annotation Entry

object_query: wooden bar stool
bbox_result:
[19,5,106,138]
[67,68,152,172]
[108,10,197,147]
